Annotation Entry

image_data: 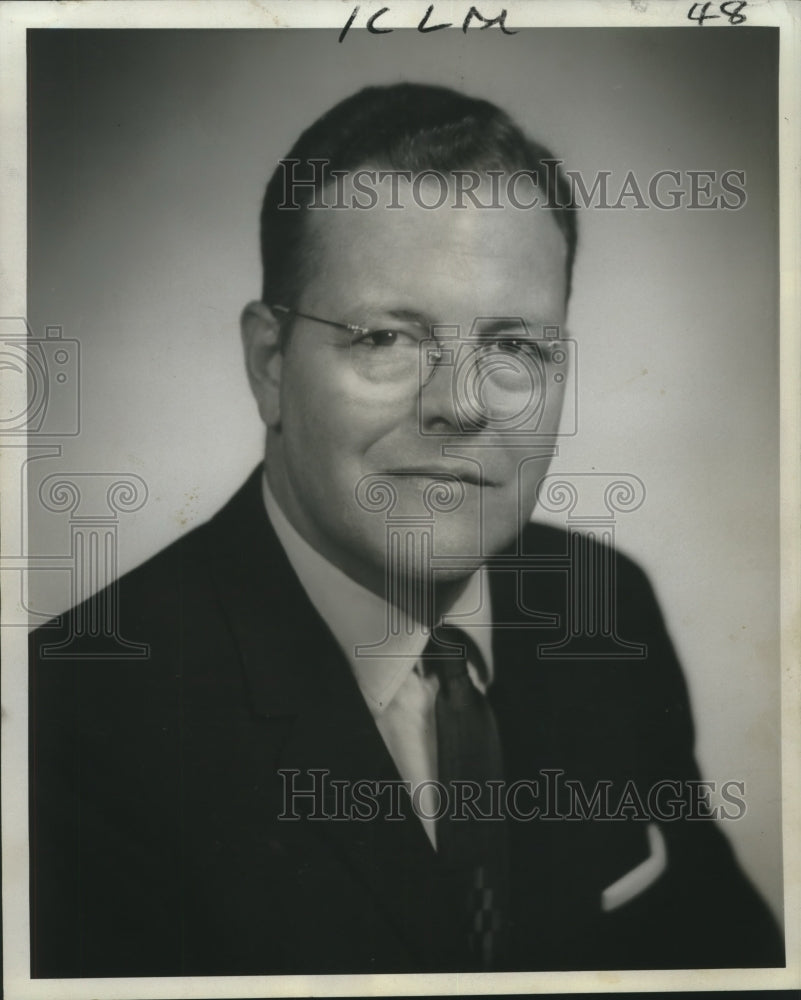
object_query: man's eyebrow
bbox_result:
[473,318,539,336]
[373,308,433,328]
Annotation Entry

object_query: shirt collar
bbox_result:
[261,472,494,715]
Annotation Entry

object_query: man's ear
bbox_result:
[240,301,283,429]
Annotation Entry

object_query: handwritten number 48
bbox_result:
[688,1,747,24]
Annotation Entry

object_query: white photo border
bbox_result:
[2,2,799,997]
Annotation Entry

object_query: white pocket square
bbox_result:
[601,822,668,913]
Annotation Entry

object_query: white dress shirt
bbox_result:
[262,474,494,848]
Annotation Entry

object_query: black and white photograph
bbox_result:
[1,1,799,997]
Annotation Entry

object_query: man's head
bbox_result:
[259,82,576,310]
[242,83,577,601]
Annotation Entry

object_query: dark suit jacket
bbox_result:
[29,467,784,977]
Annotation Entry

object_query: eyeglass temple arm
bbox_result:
[271,304,367,337]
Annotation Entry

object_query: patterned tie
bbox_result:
[425,627,509,970]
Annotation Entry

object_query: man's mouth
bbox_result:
[382,467,495,487]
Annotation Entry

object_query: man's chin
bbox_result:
[334,506,521,598]
[373,520,516,572]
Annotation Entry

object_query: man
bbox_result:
[30,83,783,977]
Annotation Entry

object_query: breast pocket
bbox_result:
[600,822,668,912]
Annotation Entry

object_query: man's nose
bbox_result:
[418,345,490,435]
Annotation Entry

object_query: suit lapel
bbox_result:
[200,468,465,969]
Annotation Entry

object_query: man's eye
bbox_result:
[356,329,414,349]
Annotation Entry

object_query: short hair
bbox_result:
[259,82,577,310]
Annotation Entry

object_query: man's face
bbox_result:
[246,173,568,597]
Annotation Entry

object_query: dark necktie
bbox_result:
[425,627,509,970]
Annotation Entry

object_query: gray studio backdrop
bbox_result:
[26,28,781,923]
